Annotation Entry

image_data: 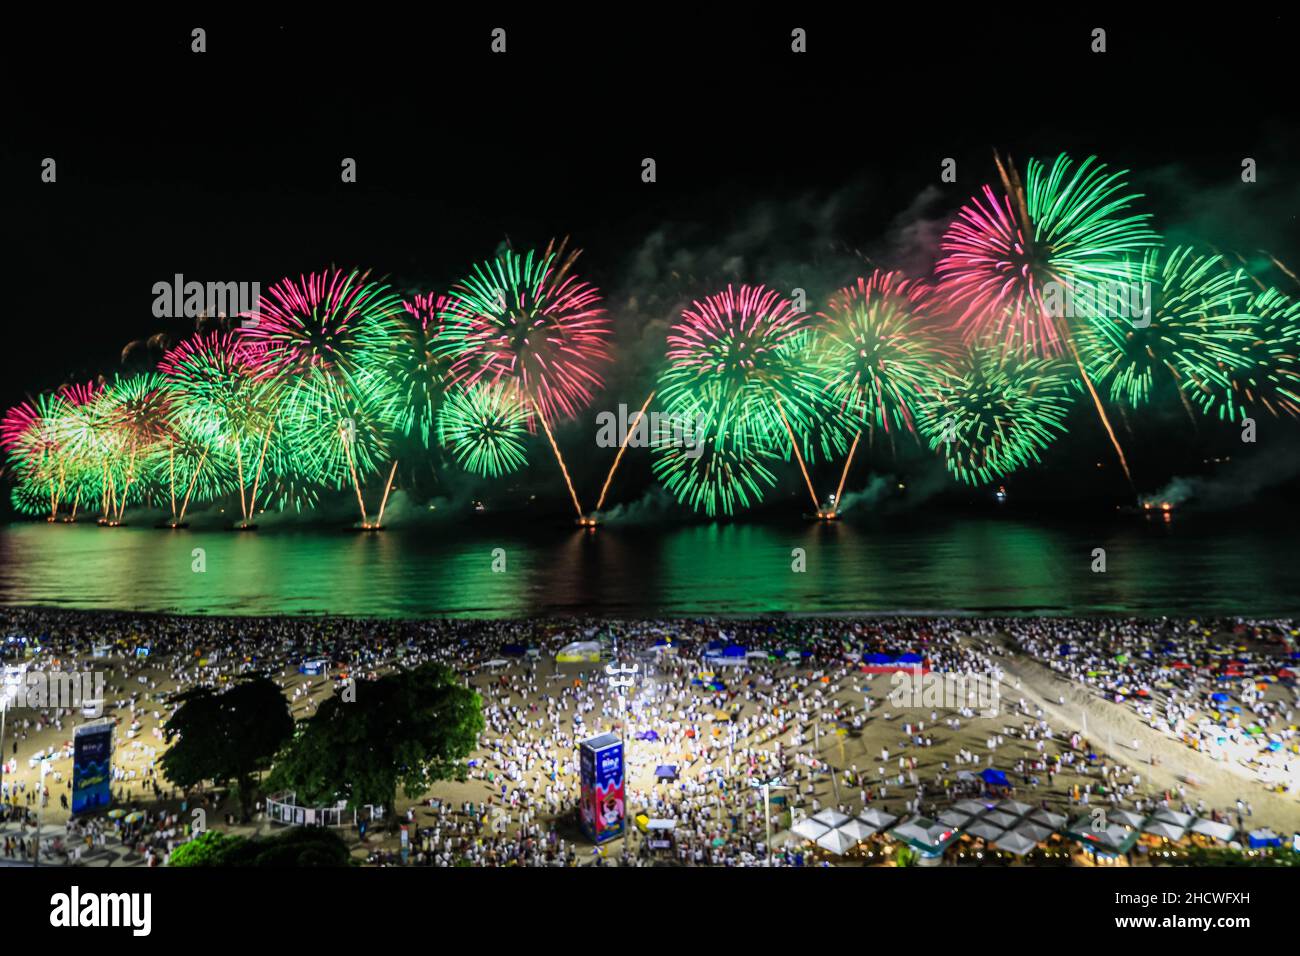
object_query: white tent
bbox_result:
[813,808,852,829]
[937,809,971,829]
[792,818,830,842]
[997,799,1033,817]
[953,800,989,816]
[1107,808,1145,828]
[890,816,955,850]
[993,831,1036,856]
[983,810,1019,829]
[1143,820,1187,841]
[834,819,873,844]
[1014,821,1052,843]
[965,819,1005,841]
[1152,807,1194,828]
[1029,808,1067,830]
[858,807,898,830]
[816,827,858,855]
[1190,818,1236,843]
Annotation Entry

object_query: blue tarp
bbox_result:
[981,768,1010,787]
[1211,693,1230,703]
[655,765,679,780]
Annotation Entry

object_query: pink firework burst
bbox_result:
[240,267,403,379]
[936,183,1056,351]
[441,243,611,424]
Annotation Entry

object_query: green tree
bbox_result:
[170,827,350,867]
[269,662,483,826]
[168,829,245,866]
[161,675,294,819]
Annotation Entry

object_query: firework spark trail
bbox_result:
[918,345,1074,486]
[535,402,584,519]
[811,270,952,509]
[178,449,208,524]
[1067,338,1134,489]
[437,383,529,478]
[833,430,861,514]
[596,390,655,512]
[442,243,612,425]
[375,459,399,527]
[341,422,369,525]
[775,395,820,510]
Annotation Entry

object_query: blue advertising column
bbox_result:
[72,721,113,814]
[579,732,625,843]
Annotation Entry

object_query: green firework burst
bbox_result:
[917,345,1074,485]
[1078,246,1255,408]
[436,382,530,477]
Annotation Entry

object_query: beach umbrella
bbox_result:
[107,809,126,819]
[124,811,144,823]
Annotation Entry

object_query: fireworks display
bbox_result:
[660,284,826,455]
[938,153,1160,356]
[1078,246,1256,410]
[1197,287,1300,421]
[441,242,611,425]
[361,293,456,448]
[436,382,530,478]
[3,152,1297,522]
[917,346,1074,486]
[811,271,953,438]
[650,408,780,517]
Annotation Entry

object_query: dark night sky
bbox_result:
[3,13,1298,514]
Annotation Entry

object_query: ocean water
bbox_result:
[1,510,1296,619]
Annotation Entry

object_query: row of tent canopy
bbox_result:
[789,798,1253,859]
[537,639,930,668]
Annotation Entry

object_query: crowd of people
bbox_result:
[1,608,1297,866]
